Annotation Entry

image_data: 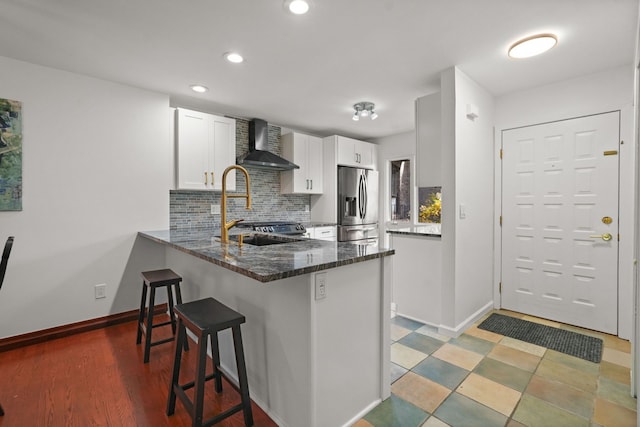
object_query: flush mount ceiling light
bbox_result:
[224,52,244,63]
[286,0,310,15]
[190,84,208,93]
[352,102,378,121]
[508,33,558,59]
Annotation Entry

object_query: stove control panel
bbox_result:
[243,223,305,235]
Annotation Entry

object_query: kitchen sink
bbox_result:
[227,234,300,246]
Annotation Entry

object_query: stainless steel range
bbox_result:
[236,221,306,236]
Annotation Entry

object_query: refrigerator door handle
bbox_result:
[362,173,368,219]
[344,227,377,232]
[358,173,367,219]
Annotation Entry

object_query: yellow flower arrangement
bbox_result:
[419,192,441,223]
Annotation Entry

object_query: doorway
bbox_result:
[501,111,620,334]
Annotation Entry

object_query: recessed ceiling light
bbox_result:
[508,34,558,59]
[190,85,208,93]
[287,0,309,15]
[224,52,244,63]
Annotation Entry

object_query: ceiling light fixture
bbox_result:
[287,0,310,15]
[224,52,244,63]
[352,102,378,121]
[190,84,208,93]
[508,33,558,59]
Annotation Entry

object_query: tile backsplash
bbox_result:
[170,118,311,230]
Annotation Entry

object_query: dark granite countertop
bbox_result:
[139,229,394,283]
[386,223,442,238]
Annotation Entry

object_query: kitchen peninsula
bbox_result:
[139,229,394,427]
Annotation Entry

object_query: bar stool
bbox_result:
[136,268,188,363]
[166,297,253,427]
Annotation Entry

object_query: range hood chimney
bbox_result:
[236,119,300,171]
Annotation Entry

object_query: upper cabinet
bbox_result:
[175,108,236,191]
[280,132,323,194]
[415,93,441,187]
[336,135,376,169]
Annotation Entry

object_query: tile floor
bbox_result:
[354,309,637,427]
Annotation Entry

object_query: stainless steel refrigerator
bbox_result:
[337,166,379,243]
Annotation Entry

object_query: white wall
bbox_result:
[442,67,496,331]
[0,56,170,338]
[495,65,635,339]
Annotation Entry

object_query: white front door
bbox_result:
[501,111,620,334]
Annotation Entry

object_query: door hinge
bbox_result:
[499,148,503,159]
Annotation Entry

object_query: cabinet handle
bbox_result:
[310,179,313,190]
[211,172,214,186]
[204,171,208,186]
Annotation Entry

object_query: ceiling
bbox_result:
[0,0,637,140]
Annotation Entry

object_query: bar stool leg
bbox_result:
[166,286,176,334]
[143,286,156,363]
[232,326,254,427]
[173,284,189,351]
[210,333,223,393]
[193,332,209,427]
[166,319,185,416]
[135,282,148,344]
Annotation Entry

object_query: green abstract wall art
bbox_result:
[0,98,22,211]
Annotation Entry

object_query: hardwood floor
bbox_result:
[0,317,277,426]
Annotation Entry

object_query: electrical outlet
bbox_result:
[315,272,327,300]
[211,204,221,215]
[95,284,107,299]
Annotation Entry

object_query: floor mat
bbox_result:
[478,313,603,363]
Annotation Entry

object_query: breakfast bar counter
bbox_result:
[139,229,394,427]
[139,229,393,282]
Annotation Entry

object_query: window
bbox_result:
[390,159,411,222]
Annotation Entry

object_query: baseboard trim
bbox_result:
[438,301,494,338]
[0,304,167,353]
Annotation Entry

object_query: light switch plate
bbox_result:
[211,204,221,215]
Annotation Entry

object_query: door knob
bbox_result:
[590,233,612,241]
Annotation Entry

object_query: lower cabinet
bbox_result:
[305,226,337,241]
[390,234,442,325]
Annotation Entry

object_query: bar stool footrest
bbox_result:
[178,372,218,392]
[201,404,244,427]
[149,337,174,347]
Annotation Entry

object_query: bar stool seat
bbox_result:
[167,297,253,427]
[136,268,188,363]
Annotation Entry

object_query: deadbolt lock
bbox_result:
[602,216,613,224]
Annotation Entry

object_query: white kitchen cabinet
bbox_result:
[306,225,336,241]
[415,92,441,187]
[280,132,323,194]
[336,135,376,169]
[309,135,378,223]
[175,108,236,191]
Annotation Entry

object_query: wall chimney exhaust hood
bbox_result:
[236,119,300,171]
